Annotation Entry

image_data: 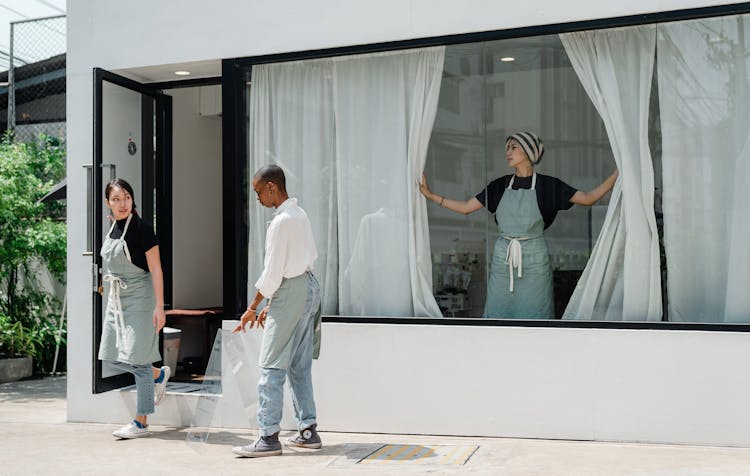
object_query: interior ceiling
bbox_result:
[116,35,565,83]
[444,34,570,76]
[118,59,222,84]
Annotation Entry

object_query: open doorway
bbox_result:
[91,63,224,394]
[163,83,223,385]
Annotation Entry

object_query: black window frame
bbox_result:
[221,1,750,332]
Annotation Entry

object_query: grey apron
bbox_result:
[483,173,554,319]
[97,214,161,365]
[259,271,321,369]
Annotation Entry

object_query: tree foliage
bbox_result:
[0,134,66,372]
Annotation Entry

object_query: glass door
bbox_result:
[91,68,172,393]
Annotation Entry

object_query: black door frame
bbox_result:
[92,68,173,393]
[221,62,249,321]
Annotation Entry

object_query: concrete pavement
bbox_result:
[1,376,750,475]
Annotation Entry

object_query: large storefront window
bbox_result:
[426,36,614,319]
[244,13,750,324]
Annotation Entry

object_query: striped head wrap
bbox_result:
[506,131,544,166]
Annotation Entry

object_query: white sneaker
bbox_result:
[154,366,171,406]
[112,421,150,439]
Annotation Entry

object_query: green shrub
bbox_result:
[0,134,67,373]
[0,312,36,358]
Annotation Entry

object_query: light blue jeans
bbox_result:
[257,273,320,436]
[107,360,154,416]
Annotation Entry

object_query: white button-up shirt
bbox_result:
[254,198,318,299]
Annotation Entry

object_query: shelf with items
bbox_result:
[432,250,481,317]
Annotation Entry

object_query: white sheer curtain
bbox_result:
[657,16,750,322]
[334,48,444,317]
[248,47,445,317]
[560,26,663,321]
[247,59,339,314]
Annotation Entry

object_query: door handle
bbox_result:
[83,163,116,257]
[83,164,93,256]
[100,163,116,181]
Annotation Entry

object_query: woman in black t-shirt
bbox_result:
[98,178,171,439]
[420,131,618,319]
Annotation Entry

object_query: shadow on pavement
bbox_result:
[0,375,66,403]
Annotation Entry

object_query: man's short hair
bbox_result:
[254,164,286,192]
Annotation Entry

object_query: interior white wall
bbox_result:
[169,87,222,309]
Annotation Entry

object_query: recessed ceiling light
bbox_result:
[175,70,191,76]
[500,57,515,62]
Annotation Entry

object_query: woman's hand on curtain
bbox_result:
[419,173,483,215]
[571,168,619,206]
[419,173,437,202]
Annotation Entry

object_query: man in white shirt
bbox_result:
[232,164,322,458]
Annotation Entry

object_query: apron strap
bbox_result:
[103,274,128,350]
[105,214,134,263]
[507,172,537,190]
[503,236,534,293]
[501,172,538,292]
[121,213,133,236]
[120,214,133,263]
[106,217,118,238]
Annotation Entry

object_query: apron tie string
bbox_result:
[503,236,533,293]
[103,274,128,350]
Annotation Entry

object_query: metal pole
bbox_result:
[51,289,67,375]
[7,22,14,134]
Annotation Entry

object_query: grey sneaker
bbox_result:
[287,424,322,449]
[154,366,170,406]
[232,432,282,457]
[112,421,150,439]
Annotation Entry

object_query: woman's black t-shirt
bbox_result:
[475,174,578,229]
[108,215,158,272]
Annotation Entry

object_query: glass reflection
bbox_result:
[657,14,750,323]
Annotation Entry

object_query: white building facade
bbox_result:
[67,0,750,446]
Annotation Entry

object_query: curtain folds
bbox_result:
[657,16,750,322]
[248,47,445,317]
[560,26,663,321]
[247,59,338,315]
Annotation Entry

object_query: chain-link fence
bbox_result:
[1,15,66,143]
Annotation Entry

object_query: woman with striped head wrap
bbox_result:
[419,131,618,319]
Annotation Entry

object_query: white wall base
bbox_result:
[69,322,750,447]
[221,322,750,447]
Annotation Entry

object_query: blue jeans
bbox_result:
[257,273,320,436]
[107,360,154,416]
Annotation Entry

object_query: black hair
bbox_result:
[105,178,139,217]
[254,164,287,193]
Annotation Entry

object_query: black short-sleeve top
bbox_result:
[475,174,578,229]
[108,215,159,272]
